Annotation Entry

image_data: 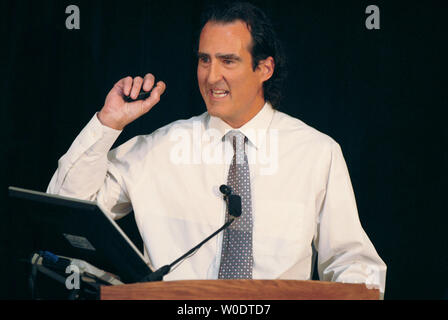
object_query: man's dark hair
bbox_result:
[198,1,287,109]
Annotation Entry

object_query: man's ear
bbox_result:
[257,56,275,82]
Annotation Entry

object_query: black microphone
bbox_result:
[219,184,231,197]
[219,185,242,218]
[140,185,241,282]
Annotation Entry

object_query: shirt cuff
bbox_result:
[77,112,123,154]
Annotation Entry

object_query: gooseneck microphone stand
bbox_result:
[140,185,241,282]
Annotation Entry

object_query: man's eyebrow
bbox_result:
[197,52,209,59]
[197,52,242,61]
[215,53,241,61]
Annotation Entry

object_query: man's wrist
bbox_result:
[97,109,125,131]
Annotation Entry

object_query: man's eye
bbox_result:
[199,56,210,63]
[223,59,234,65]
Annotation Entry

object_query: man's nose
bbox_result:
[207,61,223,84]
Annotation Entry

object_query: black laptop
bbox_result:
[8,186,154,284]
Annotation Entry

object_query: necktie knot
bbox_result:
[227,130,246,163]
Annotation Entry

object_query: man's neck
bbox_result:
[223,100,266,129]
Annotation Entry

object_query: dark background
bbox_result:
[1,0,447,299]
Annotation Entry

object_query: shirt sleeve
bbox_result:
[313,141,387,299]
[47,113,133,220]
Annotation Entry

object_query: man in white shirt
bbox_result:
[47,2,387,297]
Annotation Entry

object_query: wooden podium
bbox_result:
[101,280,380,300]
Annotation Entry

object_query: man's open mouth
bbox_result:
[210,89,229,98]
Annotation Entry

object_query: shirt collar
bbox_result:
[206,102,275,150]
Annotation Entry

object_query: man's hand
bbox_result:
[98,74,166,130]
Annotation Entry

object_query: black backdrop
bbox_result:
[1,0,447,299]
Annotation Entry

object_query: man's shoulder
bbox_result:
[152,112,208,137]
[273,110,337,148]
[110,112,208,158]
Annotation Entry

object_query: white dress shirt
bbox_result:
[47,102,387,296]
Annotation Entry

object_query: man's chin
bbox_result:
[205,103,225,118]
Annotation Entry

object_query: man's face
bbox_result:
[197,20,268,128]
